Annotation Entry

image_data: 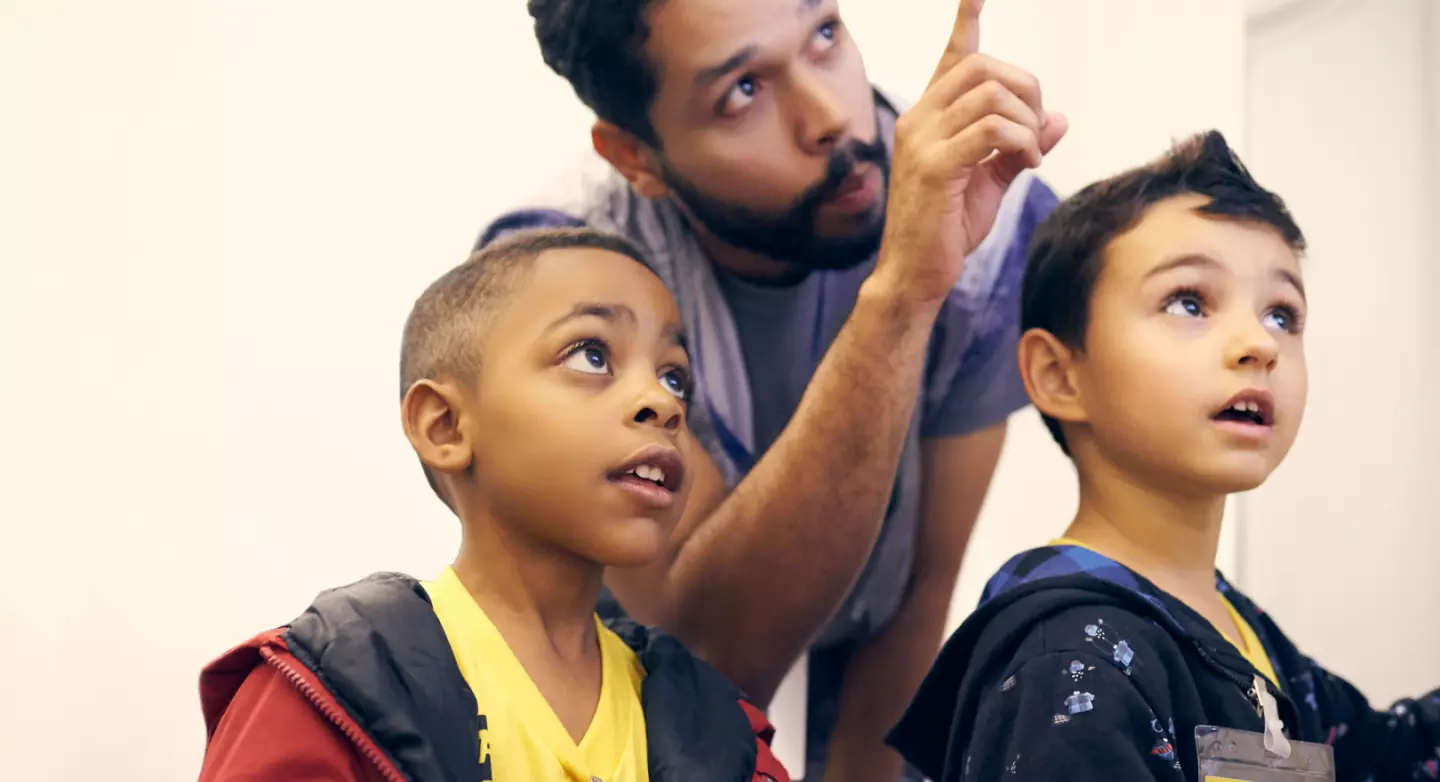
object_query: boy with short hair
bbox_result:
[196,229,790,782]
[886,132,1440,782]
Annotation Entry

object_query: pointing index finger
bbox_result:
[929,0,984,88]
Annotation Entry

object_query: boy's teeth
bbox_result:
[630,464,666,484]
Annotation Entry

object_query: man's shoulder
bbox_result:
[474,150,690,261]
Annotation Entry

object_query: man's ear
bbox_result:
[592,120,669,199]
[1017,328,1088,429]
[401,379,473,478]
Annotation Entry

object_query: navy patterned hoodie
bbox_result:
[887,543,1440,781]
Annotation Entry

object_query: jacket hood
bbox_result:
[201,573,762,782]
[887,546,1273,780]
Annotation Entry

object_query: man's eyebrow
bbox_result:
[694,45,758,89]
[543,303,636,333]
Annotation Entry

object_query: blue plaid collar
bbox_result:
[979,544,1198,629]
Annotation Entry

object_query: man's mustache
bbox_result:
[794,136,889,214]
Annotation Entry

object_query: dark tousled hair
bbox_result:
[400,228,655,505]
[528,0,663,147]
[1021,130,1306,455]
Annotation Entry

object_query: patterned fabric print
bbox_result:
[1148,716,1181,771]
[981,546,1181,628]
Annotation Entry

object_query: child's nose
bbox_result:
[1225,316,1280,371]
[630,384,684,432]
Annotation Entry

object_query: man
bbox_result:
[477,0,1066,778]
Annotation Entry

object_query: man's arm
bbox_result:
[819,422,1008,782]
[610,278,943,704]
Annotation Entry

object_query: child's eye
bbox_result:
[1264,305,1303,334]
[561,340,610,375]
[1162,291,1206,319]
[660,367,691,401]
[813,20,840,51]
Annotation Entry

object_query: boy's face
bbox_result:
[459,248,693,568]
[1072,194,1308,494]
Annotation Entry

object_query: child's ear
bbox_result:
[1017,328,1088,427]
[592,120,669,200]
[401,380,473,476]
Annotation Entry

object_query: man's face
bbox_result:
[459,247,695,568]
[642,0,886,270]
[1071,195,1309,495]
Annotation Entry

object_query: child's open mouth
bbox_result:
[1212,389,1275,435]
[608,445,685,509]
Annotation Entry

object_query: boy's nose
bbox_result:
[629,383,684,433]
[1225,317,1280,371]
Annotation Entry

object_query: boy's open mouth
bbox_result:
[608,445,686,494]
[1212,389,1275,428]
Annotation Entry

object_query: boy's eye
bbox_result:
[1162,292,1206,318]
[1264,306,1302,334]
[813,20,839,50]
[660,367,691,401]
[562,342,609,375]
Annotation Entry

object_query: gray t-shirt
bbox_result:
[476,87,1058,779]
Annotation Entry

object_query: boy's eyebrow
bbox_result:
[1144,253,1224,280]
[1145,253,1307,301]
[545,303,636,332]
[544,302,691,351]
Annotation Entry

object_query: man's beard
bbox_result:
[660,135,889,272]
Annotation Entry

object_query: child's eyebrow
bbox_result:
[1144,253,1306,302]
[1144,253,1223,280]
[544,302,636,332]
[544,302,692,353]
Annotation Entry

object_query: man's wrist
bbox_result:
[856,267,946,335]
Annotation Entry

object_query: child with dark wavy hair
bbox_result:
[888,132,1440,782]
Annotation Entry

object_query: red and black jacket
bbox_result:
[198,573,790,782]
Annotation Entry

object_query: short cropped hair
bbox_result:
[400,228,654,503]
[528,0,662,147]
[1021,130,1306,455]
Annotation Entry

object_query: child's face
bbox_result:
[1073,194,1308,494]
[460,247,693,568]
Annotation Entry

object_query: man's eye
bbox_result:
[718,76,758,116]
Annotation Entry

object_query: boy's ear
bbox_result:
[1017,328,1088,428]
[592,120,669,200]
[401,379,473,477]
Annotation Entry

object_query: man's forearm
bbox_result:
[821,575,957,782]
[661,275,941,703]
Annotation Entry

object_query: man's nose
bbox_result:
[791,69,851,155]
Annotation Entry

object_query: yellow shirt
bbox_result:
[423,567,649,782]
[1050,539,1279,689]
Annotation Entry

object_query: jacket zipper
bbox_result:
[1189,642,1298,729]
[261,647,408,782]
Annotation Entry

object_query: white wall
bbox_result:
[0,2,1430,780]
[1241,0,1440,706]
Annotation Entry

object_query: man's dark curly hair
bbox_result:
[529,0,663,147]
